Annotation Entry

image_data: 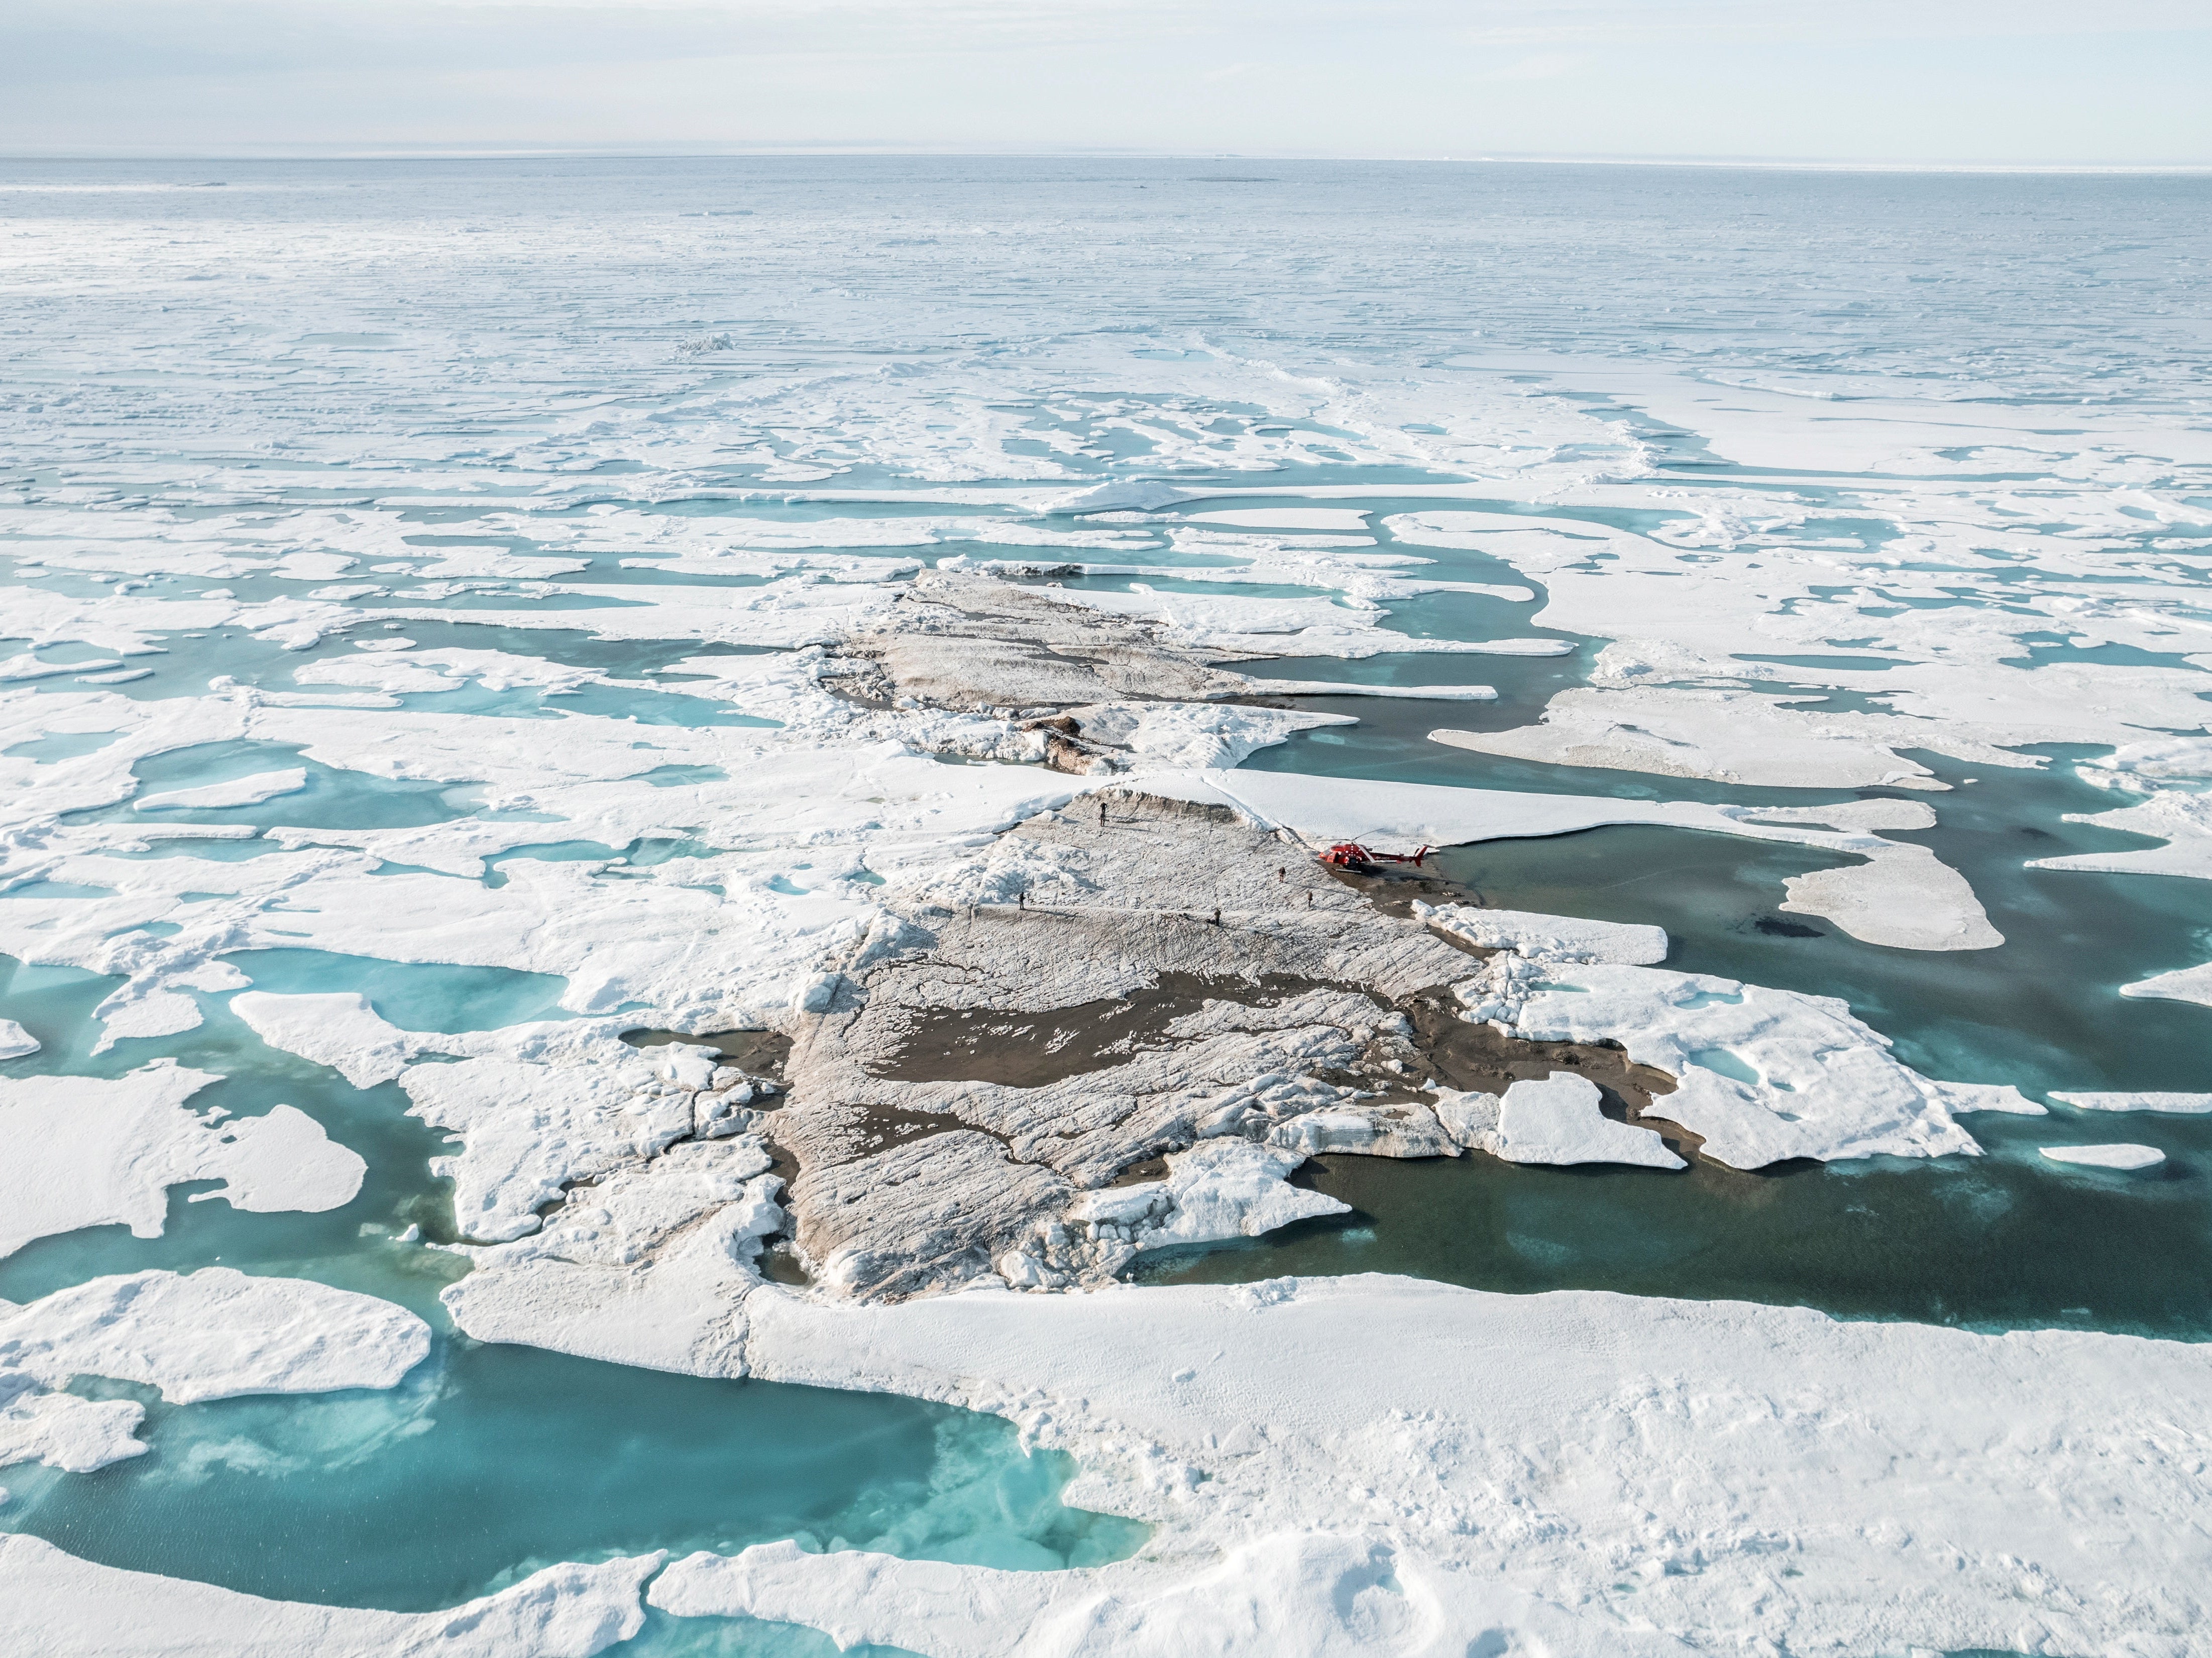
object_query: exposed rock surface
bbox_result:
[831,569,1261,715]
[765,792,1684,1299]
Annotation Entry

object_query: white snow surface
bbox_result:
[1,1269,429,1473]
[133,767,308,811]
[230,991,727,1244]
[0,1020,38,1060]
[2118,962,2212,1008]
[1438,1074,1684,1170]
[0,1534,660,1658]
[2039,1143,2166,1170]
[0,1061,366,1258]
[1070,1138,1349,1253]
[1454,956,2041,1168]
[1416,902,1668,965]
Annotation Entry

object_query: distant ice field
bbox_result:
[5,156,2212,1651]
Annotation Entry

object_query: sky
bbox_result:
[4,0,2209,165]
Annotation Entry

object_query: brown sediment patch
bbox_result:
[868,970,1357,1087]
[1401,986,1703,1161]
[763,788,1709,1300]
[1322,863,1494,923]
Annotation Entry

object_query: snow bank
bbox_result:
[0,1534,658,1658]
[1068,1138,1349,1257]
[653,1529,1616,1658]
[0,1062,365,1258]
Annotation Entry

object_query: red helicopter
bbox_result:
[1319,841,1432,874]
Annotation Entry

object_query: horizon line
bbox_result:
[1,145,2208,176]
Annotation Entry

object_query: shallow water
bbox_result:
[5,1341,1139,1611]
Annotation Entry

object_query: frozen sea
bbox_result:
[5,156,2212,1654]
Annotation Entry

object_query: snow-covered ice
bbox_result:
[0,1062,366,1258]
[1416,902,1668,965]
[1,1268,429,1473]
[2039,1143,2166,1171]
[598,1270,2212,1657]
[1454,956,2041,1168]
[133,767,307,811]
[1436,1073,1684,1169]
[1,1534,658,1658]
[2051,1091,2212,1115]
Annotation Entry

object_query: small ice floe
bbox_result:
[2039,1144,2166,1171]
[2,1062,366,1259]
[0,1021,38,1061]
[2052,1091,2212,1115]
[0,1268,430,1474]
[133,768,308,811]
[1435,1074,1684,1170]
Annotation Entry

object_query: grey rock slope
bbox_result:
[768,792,1684,1299]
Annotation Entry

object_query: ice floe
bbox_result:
[2039,1143,2167,1170]
[2051,1090,2212,1114]
[1,1269,429,1473]
[134,767,307,812]
[2118,962,2212,1008]
[0,1061,365,1258]
[1435,1073,1684,1169]
[1141,767,2002,952]
[1455,956,2040,1168]
[1064,1139,1350,1262]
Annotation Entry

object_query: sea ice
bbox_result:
[1140,767,2001,952]
[1067,1139,1349,1256]
[1456,957,2040,1168]
[1,1269,430,1473]
[0,1020,38,1060]
[610,1270,2212,1657]
[1429,686,2035,793]
[2051,1091,2212,1114]
[1416,902,1667,965]
[0,1062,366,1258]
[0,1534,659,1658]
[2118,962,2212,1008]
[1436,1073,1684,1169]
[2039,1144,2166,1170]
